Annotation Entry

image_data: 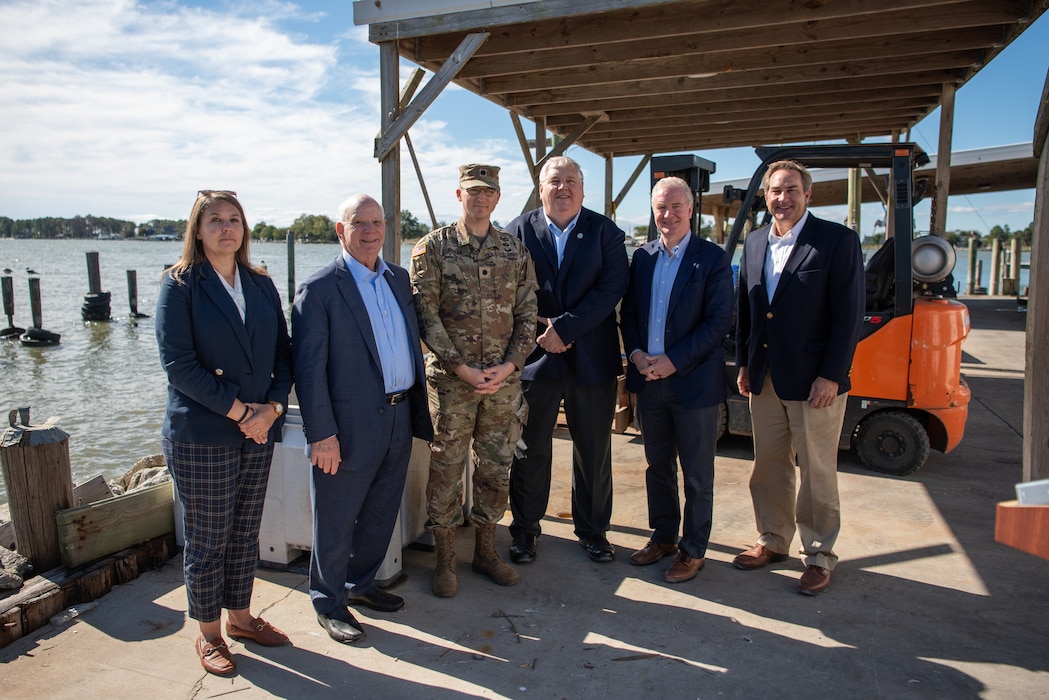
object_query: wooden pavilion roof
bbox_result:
[364,0,1048,158]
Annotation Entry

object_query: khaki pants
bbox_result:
[748,374,846,570]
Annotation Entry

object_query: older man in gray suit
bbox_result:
[292,194,433,644]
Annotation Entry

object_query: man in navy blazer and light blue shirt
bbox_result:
[733,160,864,596]
[620,176,734,584]
[506,156,629,564]
[292,194,433,644]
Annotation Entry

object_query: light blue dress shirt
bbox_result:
[343,251,415,393]
[546,211,581,267]
[646,232,690,355]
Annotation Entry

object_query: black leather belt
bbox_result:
[385,391,409,405]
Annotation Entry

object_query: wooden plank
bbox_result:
[995,501,1049,560]
[55,482,174,569]
[72,474,115,507]
[405,0,991,58]
[480,27,999,93]
[367,0,680,41]
[456,3,1023,79]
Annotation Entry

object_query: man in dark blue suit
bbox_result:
[506,156,629,564]
[292,194,433,643]
[733,161,864,596]
[620,176,734,583]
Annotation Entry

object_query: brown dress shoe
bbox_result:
[798,565,831,595]
[664,551,705,583]
[732,544,789,570]
[630,541,678,566]
[196,635,235,676]
[226,617,290,646]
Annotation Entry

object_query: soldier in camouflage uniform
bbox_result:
[409,164,538,597]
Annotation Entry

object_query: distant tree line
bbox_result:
[0,215,138,239]
[0,210,443,242]
[3,213,1032,248]
[254,210,440,243]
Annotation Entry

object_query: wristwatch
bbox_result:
[268,400,285,416]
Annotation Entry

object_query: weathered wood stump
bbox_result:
[0,408,74,571]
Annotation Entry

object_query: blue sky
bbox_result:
[1,0,1046,238]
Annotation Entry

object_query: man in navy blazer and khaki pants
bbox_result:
[733,160,864,595]
[506,156,629,564]
[620,176,734,583]
[292,194,433,644]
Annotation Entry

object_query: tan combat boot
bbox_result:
[432,527,458,598]
[472,522,519,586]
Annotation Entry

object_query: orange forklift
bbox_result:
[718,143,971,475]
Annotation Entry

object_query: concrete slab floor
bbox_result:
[1,296,1046,699]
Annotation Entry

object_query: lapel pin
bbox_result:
[576,232,583,239]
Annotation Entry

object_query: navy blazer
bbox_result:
[156,262,292,446]
[506,206,629,385]
[291,256,433,464]
[620,235,734,409]
[736,213,864,401]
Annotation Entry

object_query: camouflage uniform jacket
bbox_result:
[409,219,537,376]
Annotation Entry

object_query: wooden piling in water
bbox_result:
[286,232,295,308]
[0,408,75,572]
[20,278,61,346]
[86,252,102,295]
[126,270,148,318]
[81,251,112,322]
[1,276,23,339]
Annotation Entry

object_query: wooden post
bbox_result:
[86,252,102,295]
[930,82,956,236]
[286,232,295,308]
[966,236,977,294]
[989,238,1001,295]
[0,408,74,571]
[126,270,147,318]
[28,277,43,329]
[1023,67,1049,483]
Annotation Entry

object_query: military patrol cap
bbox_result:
[459,164,500,192]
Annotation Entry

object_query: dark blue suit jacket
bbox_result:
[157,262,292,446]
[506,207,628,385]
[291,255,433,463]
[736,213,865,401]
[620,235,734,409]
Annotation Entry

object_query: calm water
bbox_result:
[0,237,1029,506]
[0,238,403,506]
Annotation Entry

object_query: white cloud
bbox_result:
[0,0,473,227]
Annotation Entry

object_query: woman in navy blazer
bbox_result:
[156,190,293,675]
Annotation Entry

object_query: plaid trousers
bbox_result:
[162,438,274,622]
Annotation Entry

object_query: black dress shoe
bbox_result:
[578,534,615,563]
[509,533,537,564]
[347,588,405,613]
[317,608,366,644]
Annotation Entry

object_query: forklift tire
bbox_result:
[715,403,727,442]
[855,411,930,476]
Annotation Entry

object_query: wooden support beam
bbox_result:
[1023,68,1049,483]
[379,41,402,264]
[931,82,957,236]
[374,32,489,161]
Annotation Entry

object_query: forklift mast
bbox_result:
[648,154,717,241]
[722,143,927,317]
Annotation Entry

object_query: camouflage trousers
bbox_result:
[425,371,527,529]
